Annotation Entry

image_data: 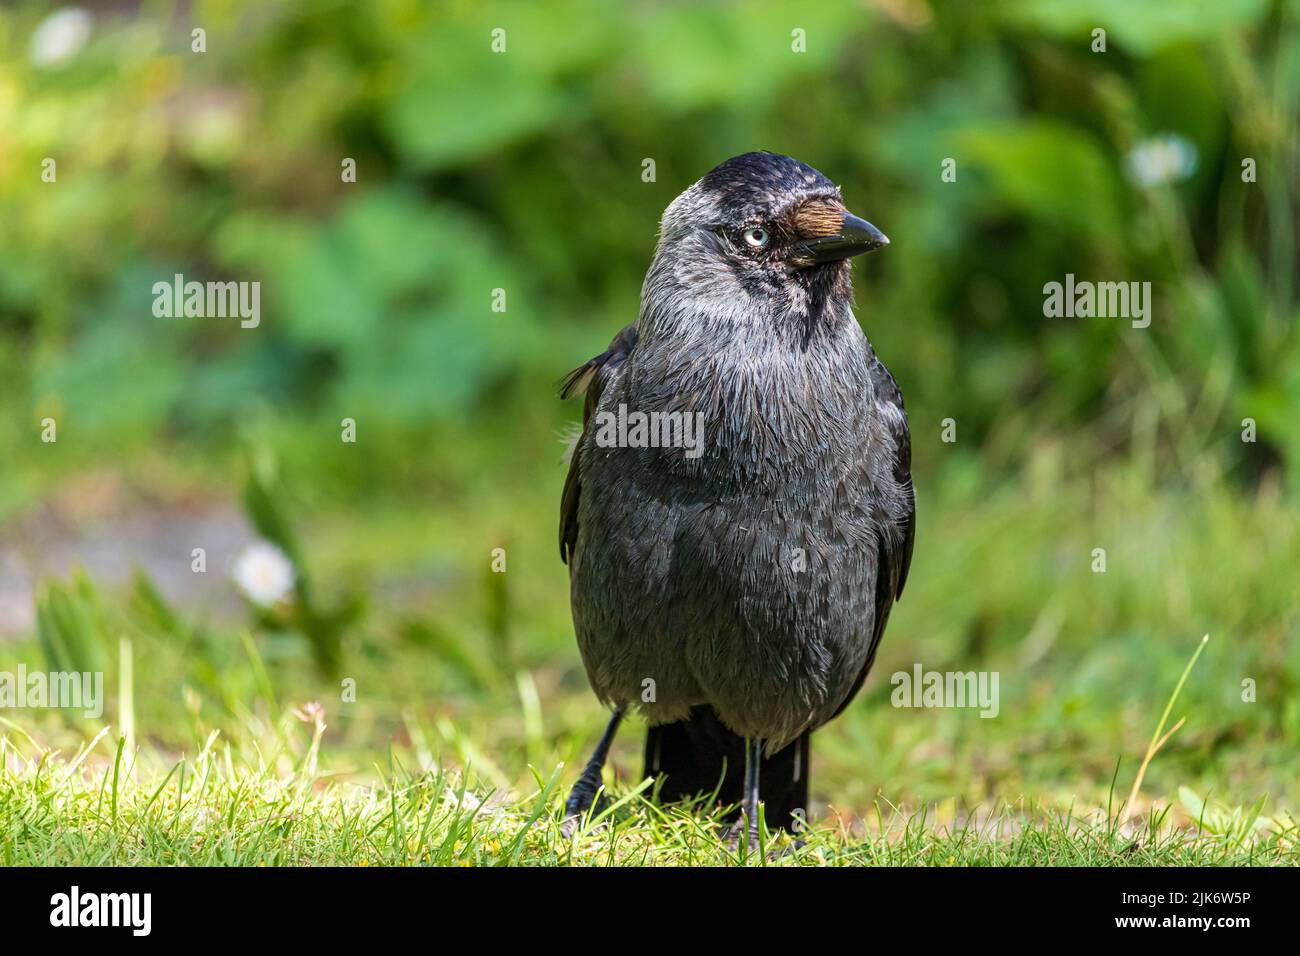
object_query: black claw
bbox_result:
[723,819,761,853]
[564,769,604,817]
[561,778,608,837]
[562,710,624,838]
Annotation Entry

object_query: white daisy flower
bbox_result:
[30,8,92,68]
[1125,134,1197,188]
[232,541,296,608]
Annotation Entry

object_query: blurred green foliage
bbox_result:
[1,0,1295,484]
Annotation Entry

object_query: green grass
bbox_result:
[2,729,1296,867]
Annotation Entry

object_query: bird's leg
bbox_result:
[561,710,623,836]
[742,736,763,851]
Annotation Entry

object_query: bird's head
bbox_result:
[647,152,887,348]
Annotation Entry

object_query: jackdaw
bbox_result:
[558,152,915,841]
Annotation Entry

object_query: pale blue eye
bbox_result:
[742,227,769,248]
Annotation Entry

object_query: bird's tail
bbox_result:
[643,705,810,831]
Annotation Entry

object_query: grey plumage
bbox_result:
[560,152,914,815]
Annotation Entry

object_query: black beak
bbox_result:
[794,212,889,267]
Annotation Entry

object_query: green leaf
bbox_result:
[242,456,305,573]
[951,120,1125,240]
[1003,0,1270,56]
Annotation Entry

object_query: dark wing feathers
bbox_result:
[870,350,916,603]
[831,350,915,719]
[559,323,639,564]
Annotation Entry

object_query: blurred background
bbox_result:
[0,0,1297,826]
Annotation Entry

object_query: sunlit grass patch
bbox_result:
[2,731,1295,867]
